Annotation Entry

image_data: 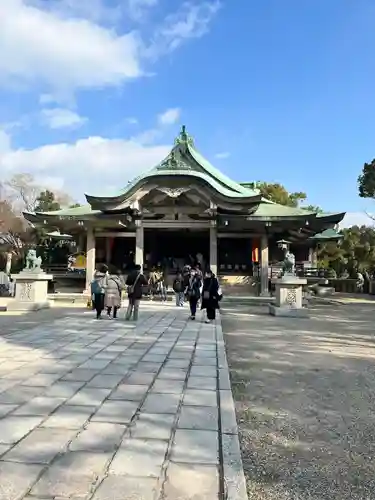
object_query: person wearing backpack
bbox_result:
[90,264,108,319]
[125,265,147,321]
[173,271,185,306]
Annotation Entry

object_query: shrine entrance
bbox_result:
[143,228,210,272]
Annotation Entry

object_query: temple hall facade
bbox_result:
[23,126,345,295]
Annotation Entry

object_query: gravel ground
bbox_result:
[221,302,375,500]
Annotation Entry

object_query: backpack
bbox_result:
[91,279,102,295]
[173,278,183,293]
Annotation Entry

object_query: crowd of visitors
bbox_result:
[90,261,222,323]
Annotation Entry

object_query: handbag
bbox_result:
[127,272,141,295]
[203,278,213,300]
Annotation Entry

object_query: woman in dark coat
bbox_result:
[201,269,222,323]
[125,265,147,321]
[185,268,202,320]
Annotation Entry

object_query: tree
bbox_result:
[34,190,61,213]
[0,199,30,258]
[4,173,41,213]
[358,159,375,199]
[317,241,346,273]
[340,225,375,273]
[247,181,307,206]
[1,173,79,214]
[318,225,375,275]
[303,204,324,213]
[245,181,326,211]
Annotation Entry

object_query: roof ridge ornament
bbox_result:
[174,125,195,147]
[156,149,192,171]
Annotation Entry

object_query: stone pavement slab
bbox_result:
[0,303,247,500]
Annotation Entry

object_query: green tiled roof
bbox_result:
[37,205,99,216]
[249,202,316,218]
[186,143,257,196]
[310,228,343,240]
[23,205,99,221]
[86,126,260,203]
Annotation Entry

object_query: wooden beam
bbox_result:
[217,233,261,238]
[142,220,210,229]
[95,232,136,237]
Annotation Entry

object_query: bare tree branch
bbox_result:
[364,211,375,222]
[4,173,41,213]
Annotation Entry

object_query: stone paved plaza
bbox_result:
[0,303,246,500]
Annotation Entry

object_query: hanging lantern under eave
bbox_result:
[277,239,290,251]
[251,239,260,262]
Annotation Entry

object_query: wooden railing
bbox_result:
[43,264,86,277]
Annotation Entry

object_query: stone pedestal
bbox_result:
[8,271,53,311]
[269,274,308,318]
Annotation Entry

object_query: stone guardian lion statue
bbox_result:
[25,249,42,271]
[283,250,295,275]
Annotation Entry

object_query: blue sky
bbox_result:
[1,0,375,225]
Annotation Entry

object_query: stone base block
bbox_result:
[269,304,309,318]
[7,300,51,312]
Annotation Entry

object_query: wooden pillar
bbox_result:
[209,223,217,275]
[308,246,318,267]
[85,227,95,291]
[260,234,269,296]
[77,233,85,253]
[105,237,111,265]
[135,223,144,269]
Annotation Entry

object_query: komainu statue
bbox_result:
[283,250,295,275]
[25,249,42,271]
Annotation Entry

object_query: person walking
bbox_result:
[148,267,158,301]
[185,268,202,320]
[159,267,168,302]
[201,269,222,323]
[105,268,124,319]
[90,264,108,319]
[173,271,185,306]
[125,264,147,321]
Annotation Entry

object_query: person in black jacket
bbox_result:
[173,271,185,306]
[185,268,202,320]
[201,269,222,323]
[125,265,147,321]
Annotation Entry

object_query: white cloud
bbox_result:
[127,107,181,145]
[158,108,181,126]
[0,0,142,93]
[34,174,66,192]
[35,0,123,24]
[126,0,158,21]
[0,130,170,200]
[0,130,11,153]
[39,94,55,105]
[214,151,230,159]
[148,1,221,56]
[0,0,220,97]
[126,117,139,125]
[41,108,87,129]
[339,211,375,228]
[132,128,161,145]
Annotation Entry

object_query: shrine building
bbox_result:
[23,126,345,296]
